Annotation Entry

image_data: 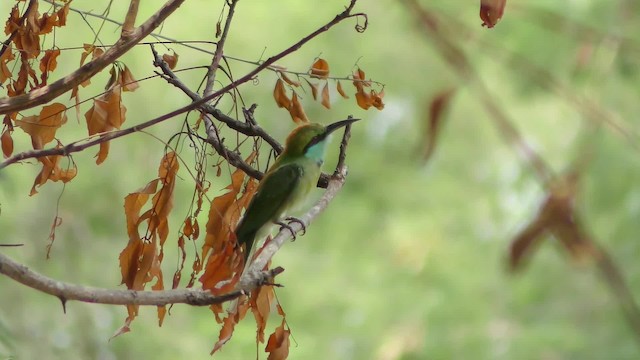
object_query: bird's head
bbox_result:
[282,118,359,162]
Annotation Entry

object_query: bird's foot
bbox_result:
[274,217,306,241]
[284,217,306,235]
[275,221,297,240]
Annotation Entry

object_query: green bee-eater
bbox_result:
[235,118,359,264]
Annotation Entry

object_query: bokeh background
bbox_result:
[2,0,640,359]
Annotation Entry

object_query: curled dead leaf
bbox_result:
[162,51,179,70]
[273,79,291,109]
[336,80,349,99]
[289,92,309,124]
[310,58,330,79]
[120,65,139,92]
[321,82,331,109]
[265,320,290,360]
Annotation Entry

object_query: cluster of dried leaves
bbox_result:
[118,148,292,357]
[273,58,384,123]
[1,1,143,193]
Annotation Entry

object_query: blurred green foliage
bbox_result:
[1,0,640,359]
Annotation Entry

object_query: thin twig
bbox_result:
[204,0,238,96]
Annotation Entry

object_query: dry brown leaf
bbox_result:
[371,89,385,110]
[336,80,349,99]
[265,320,290,360]
[421,89,456,163]
[0,43,15,84]
[37,12,58,35]
[480,0,507,28]
[15,102,67,149]
[56,2,70,27]
[289,92,309,124]
[119,152,178,327]
[355,88,371,110]
[280,72,300,87]
[310,58,330,79]
[120,65,139,92]
[39,48,60,73]
[30,151,77,195]
[321,82,331,109]
[1,129,13,158]
[303,78,318,100]
[273,79,291,109]
[85,85,127,164]
[251,285,275,343]
[162,51,179,70]
[210,299,251,354]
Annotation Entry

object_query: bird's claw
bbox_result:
[275,217,306,241]
[284,217,306,235]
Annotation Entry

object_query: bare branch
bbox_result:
[0,251,283,306]
[122,0,141,35]
[0,0,186,114]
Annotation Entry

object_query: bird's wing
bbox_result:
[235,162,304,249]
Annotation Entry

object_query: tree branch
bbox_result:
[0,0,186,114]
[0,251,284,306]
[121,0,140,35]
[1,0,361,170]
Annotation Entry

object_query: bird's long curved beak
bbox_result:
[323,117,360,137]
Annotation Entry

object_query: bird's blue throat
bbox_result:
[304,139,328,166]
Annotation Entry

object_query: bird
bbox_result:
[235,118,359,265]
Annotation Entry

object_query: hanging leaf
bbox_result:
[1,129,13,158]
[251,285,275,343]
[420,88,456,163]
[39,48,60,84]
[320,82,331,109]
[119,152,179,327]
[15,102,67,149]
[273,79,291,109]
[55,2,70,27]
[85,85,127,164]
[288,92,309,124]
[309,58,330,79]
[280,72,300,87]
[120,65,139,92]
[265,319,290,360]
[210,299,251,354]
[30,151,78,196]
[336,80,349,99]
[480,0,506,28]
[303,78,319,101]
[0,43,15,84]
[162,51,179,70]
